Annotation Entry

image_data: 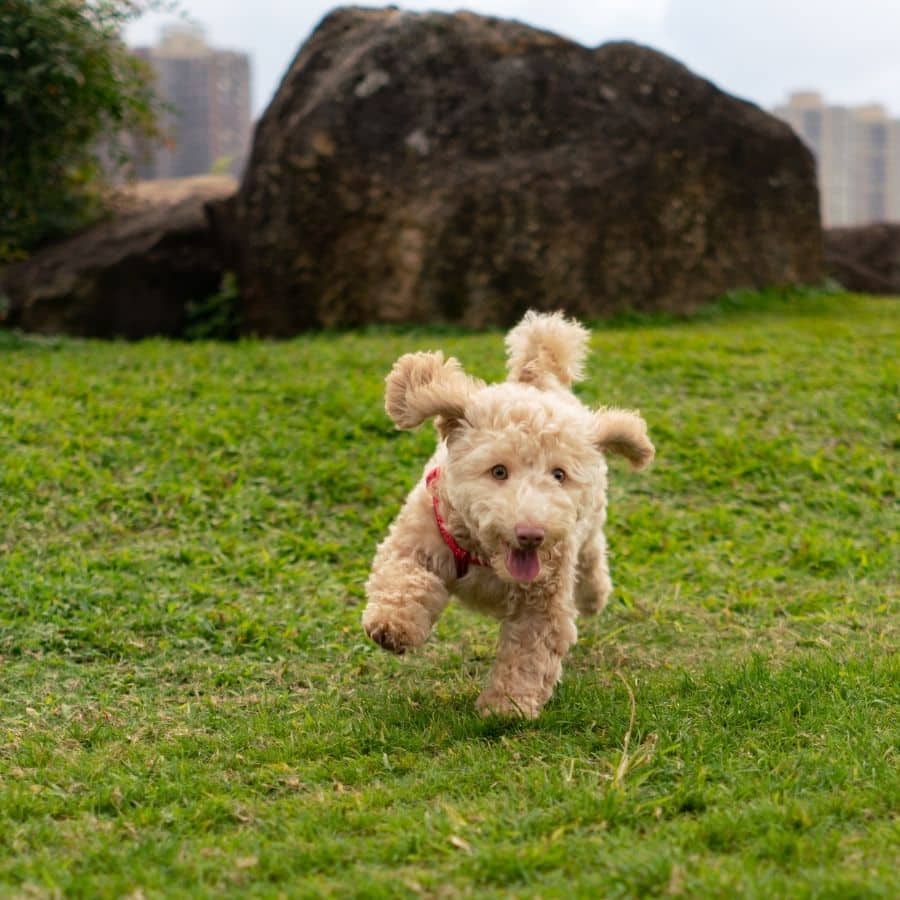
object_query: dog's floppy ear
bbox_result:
[385,351,481,435]
[591,408,655,470]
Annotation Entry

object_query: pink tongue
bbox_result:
[507,548,541,581]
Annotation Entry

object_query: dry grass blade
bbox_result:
[613,671,658,790]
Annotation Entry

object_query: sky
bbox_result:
[127,0,900,119]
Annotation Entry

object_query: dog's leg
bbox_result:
[476,603,578,718]
[363,553,449,655]
[575,525,612,616]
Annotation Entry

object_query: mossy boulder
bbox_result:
[210,6,822,334]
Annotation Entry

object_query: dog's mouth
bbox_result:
[505,547,542,582]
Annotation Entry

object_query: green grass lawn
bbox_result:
[0,291,897,898]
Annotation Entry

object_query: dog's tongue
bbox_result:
[507,548,541,582]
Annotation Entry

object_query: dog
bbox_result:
[362,311,654,717]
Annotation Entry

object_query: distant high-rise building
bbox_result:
[773,92,900,226]
[134,24,252,179]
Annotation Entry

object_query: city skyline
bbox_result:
[126,1,900,120]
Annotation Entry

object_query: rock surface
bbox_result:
[0,175,236,338]
[210,6,822,334]
[824,223,900,294]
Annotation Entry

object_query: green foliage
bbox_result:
[184,272,242,341]
[210,154,236,175]
[0,291,897,896]
[0,0,167,261]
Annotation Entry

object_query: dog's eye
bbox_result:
[551,467,566,483]
[490,464,508,481]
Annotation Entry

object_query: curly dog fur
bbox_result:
[363,311,654,718]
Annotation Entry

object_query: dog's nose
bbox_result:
[515,524,545,550]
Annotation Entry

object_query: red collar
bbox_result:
[426,467,489,578]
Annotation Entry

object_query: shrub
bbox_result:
[0,0,167,261]
[184,272,242,340]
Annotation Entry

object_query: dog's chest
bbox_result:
[451,569,565,619]
[451,568,516,619]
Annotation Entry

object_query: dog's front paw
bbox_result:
[365,620,413,654]
[475,688,543,720]
[362,607,430,655]
[575,571,612,616]
[575,588,608,616]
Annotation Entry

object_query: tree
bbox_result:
[0,0,168,261]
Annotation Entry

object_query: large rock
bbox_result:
[210,6,822,334]
[825,224,900,294]
[0,175,236,338]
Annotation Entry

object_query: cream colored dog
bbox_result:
[362,311,654,718]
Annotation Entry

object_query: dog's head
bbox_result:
[385,351,654,584]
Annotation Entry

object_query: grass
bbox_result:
[0,290,897,898]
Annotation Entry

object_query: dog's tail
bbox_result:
[505,310,590,389]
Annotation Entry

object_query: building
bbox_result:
[773,91,900,226]
[134,24,252,179]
